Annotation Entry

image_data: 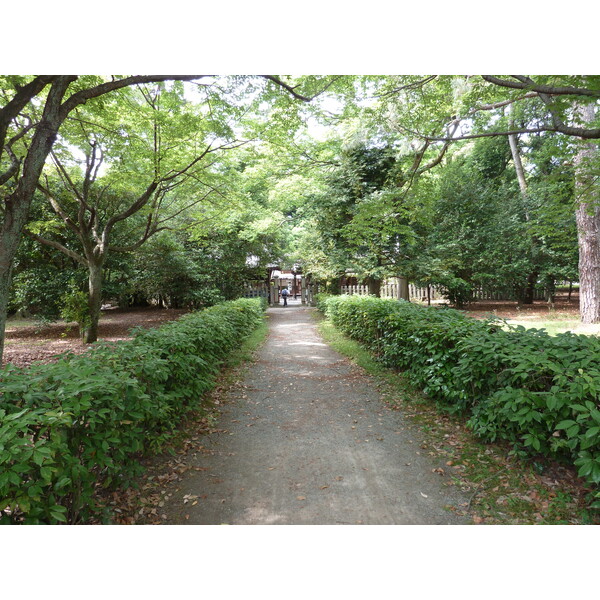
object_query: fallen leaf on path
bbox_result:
[297,496,306,501]
[420,492,428,498]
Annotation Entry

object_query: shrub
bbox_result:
[319,295,600,492]
[0,298,265,524]
[60,289,91,340]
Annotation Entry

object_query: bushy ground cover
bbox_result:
[317,294,600,508]
[0,298,265,524]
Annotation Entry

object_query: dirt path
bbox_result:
[161,300,469,524]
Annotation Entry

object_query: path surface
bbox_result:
[161,300,469,524]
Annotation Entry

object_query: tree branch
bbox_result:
[59,75,208,117]
[25,230,88,266]
[0,76,56,150]
[103,181,159,240]
[0,145,20,186]
[261,76,342,102]
[37,179,82,237]
[482,75,600,98]
[375,76,438,98]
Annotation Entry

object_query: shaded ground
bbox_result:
[4,306,189,368]
[147,300,469,525]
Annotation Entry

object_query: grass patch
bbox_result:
[223,316,269,369]
[504,317,600,337]
[315,312,597,525]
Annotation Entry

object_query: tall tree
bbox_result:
[574,102,600,322]
[29,83,251,342]
[370,75,599,319]
[0,75,207,361]
[0,74,339,361]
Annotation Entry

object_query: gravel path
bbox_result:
[161,301,469,524]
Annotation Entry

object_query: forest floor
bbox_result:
[3,306,189,368]
[464,291,579,320]
[439,291,597,336]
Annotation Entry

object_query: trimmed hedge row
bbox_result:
[319,294,600,495]
[0,298,265,524]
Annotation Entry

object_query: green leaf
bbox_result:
[50,510,68,523]
[555,420,577,430]
[586,427,600,439]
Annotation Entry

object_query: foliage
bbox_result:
[402,136,578,306]
[8,265,81,320]
[60,289,91,340]
[126,234,224,309]
[319,295,600,499]
[304,143,413,289]
[0,298,265,524]
[7,211,86,319]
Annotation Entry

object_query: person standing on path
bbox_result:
[281,287,289,307]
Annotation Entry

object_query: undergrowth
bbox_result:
[0,298,265,524]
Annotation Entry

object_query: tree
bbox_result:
[574,103,600,322]
[0,75,207,361]
[370,75,599,319]
[27,84,246,342]
[0,74,340,361]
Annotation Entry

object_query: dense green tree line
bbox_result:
[1,75,598,363]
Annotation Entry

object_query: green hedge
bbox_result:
[0,298,264,524]
[320,294,600,495]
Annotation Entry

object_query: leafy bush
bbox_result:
[60,289,91,340]
[0,298,265,524]
[8,265,84,319]
[319,295,600,494]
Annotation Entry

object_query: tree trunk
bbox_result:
[545,276,556,307]
[524,271,538,305]
[576,202,600,322]
[0,253,13,364]
[0,77,76,364]
[85,259,104,343]
[574,103,600,323]
[508,105,529,200]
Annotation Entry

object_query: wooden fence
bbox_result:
[243,283,268,298]
[470,285,546,301]
[340,283,546,302]
[340,283,441,301]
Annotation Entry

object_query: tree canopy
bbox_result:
[1,74,599,361]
